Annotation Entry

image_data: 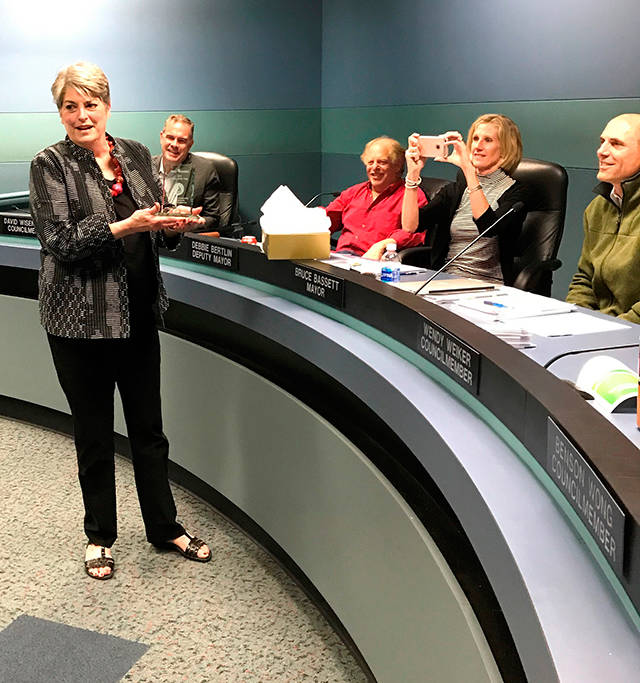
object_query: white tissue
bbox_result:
[259,185,331,234]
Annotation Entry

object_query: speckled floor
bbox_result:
[0,416,368,682]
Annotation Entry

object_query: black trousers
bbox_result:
[47,326,184,547]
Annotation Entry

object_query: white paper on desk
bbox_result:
[454,290,575,320]
[405,277,496,295]
[260,185,330,234]
[349,260,382,275]
[473,321,532,347]
[318,254,428,277]
[516,311,629,337]
[318,254,355,270]
[318,253,379,272]
[363,262,428,276]
[424,289,505,306]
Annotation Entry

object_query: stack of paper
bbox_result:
[453,290,574,320]
[471,321,532,348]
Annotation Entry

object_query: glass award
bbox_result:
[159,165,195,216]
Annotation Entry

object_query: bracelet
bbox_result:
[405,177,422,189]
[468,184,482,194]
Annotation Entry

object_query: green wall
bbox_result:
[0,0,322,222]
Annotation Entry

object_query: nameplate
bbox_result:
[416,317,480,393]
[291,265,345,309]
[188,239,238,271]
[546,418,625,577]
[0,212,36,237]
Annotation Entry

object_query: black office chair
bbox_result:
[397,176,452,266]
[192,151,241,237]
[399,160,568,296]
[510,158,568,296]
[420,176,452,201]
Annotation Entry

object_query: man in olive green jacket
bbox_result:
[567,114,640,323]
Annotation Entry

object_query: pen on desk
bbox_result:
[483,300,507,308]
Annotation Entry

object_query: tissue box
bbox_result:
[261,230,330,260]
[259,185,332,259]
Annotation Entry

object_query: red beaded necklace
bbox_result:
[106,135,124,197]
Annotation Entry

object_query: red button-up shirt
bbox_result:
[325,180,427,256]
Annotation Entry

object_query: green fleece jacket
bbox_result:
[567,173,640,323]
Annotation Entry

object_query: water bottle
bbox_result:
[381,243,400,262]
[380,265,400,283]
[380,266,394,283]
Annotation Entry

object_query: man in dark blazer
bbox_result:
[152,114,221,233]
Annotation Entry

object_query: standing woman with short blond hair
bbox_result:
[30,61,211,579]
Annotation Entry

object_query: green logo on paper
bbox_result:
[593,369,637,406]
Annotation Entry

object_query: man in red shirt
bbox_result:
[326,136,428,259]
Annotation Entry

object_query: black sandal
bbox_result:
[155,531,211,563]
[84,545,115,580]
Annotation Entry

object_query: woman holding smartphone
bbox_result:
[401,114,528,284]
